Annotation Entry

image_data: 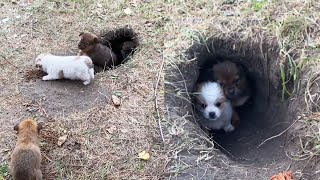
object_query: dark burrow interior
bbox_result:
[188,37,296,165]
[99,26,139,69]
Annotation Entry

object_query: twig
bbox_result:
[97,90,110,101]
[43,153,54,163]
[0,54,19,69]
[257,118,299,148]
[37,100,49,118]
[154,50,165,143]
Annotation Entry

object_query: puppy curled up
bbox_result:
[10,119,42,180]
[78,32,119,69]
[194,81,235,132]
[35,53,94,85]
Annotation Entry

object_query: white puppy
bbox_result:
[194,81,234,132]
[35,53,94,85]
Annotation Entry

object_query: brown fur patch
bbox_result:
[78,32,118,68]
[212,61,251,106]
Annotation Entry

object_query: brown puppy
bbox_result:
[78,32,118,68]
[10,119,42,180]
[120,41,136,59]
[212,61,252,128]
[212,61,252,107]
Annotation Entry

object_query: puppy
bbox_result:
[78,32,118,68]
[212,61,252,107]
[35,53,94,85]
[10,119,42,180]
[120,41,136,59]
[194,81,234,132]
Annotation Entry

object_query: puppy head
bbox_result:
[35,53,48,70]
[78,32,100,51]
[212,61,249,100]
[14,119,42,136]
[194,82,228,120]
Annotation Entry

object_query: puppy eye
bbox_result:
[201,103,207,108]
[215,102,222,107]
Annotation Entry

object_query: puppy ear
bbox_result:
[79,32,84,36]
[14,124,19,132]
[37,122,43,133]
[93,37,100,43]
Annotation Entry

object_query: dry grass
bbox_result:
[0,0,320,179]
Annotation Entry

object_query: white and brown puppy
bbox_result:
[35,53,94,85]
[194,81,234,132]
[10,119,42,180]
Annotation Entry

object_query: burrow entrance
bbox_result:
[170,35,300,166]
[99,26,139,69]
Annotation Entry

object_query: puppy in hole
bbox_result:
[212,61,252,107]
[10,119,42,180]
[194,81,234,132]
[212,61,252,128]
[35,53,94,85]
[78,32,118,69]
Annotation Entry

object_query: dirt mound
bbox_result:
[100,26,139,66]
[24,69,47,82]
[165,34,319,179]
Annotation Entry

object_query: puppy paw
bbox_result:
[224,124,235,132]
[83,80,90,85]
[42,75,52,81]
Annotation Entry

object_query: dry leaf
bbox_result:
[112,95,121,106]
[270,171,294,180]
[57,135,67,146]
[138,151,150,160]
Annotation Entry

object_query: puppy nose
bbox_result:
[209,112,216,119]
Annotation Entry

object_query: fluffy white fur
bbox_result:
[35,53,94,85]
[196,82,234,132]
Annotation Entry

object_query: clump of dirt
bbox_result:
[24,69,46,82]
[165,34,319,179]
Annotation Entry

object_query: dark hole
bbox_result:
[188,37,295,165]
[97,26,140,72]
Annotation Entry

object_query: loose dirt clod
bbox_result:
[24,69,46,81]
[57,135,67,146]
[111,95,121,106]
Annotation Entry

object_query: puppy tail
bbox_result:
[89,68,94,80]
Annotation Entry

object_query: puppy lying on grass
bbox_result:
[78,32,118,69]
[35,53,94,85]
[10,119,42,180]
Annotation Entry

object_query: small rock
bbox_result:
[57,135,67,146]
[124,8,133,15]
[138,151,150,160]
[111,95,121,106]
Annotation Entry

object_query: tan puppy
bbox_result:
[212,61,252,128]
[212,61,252,106]
[78,32,118,68]
[10,119,42,180]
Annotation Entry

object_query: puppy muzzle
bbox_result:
[35,64,42,69]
